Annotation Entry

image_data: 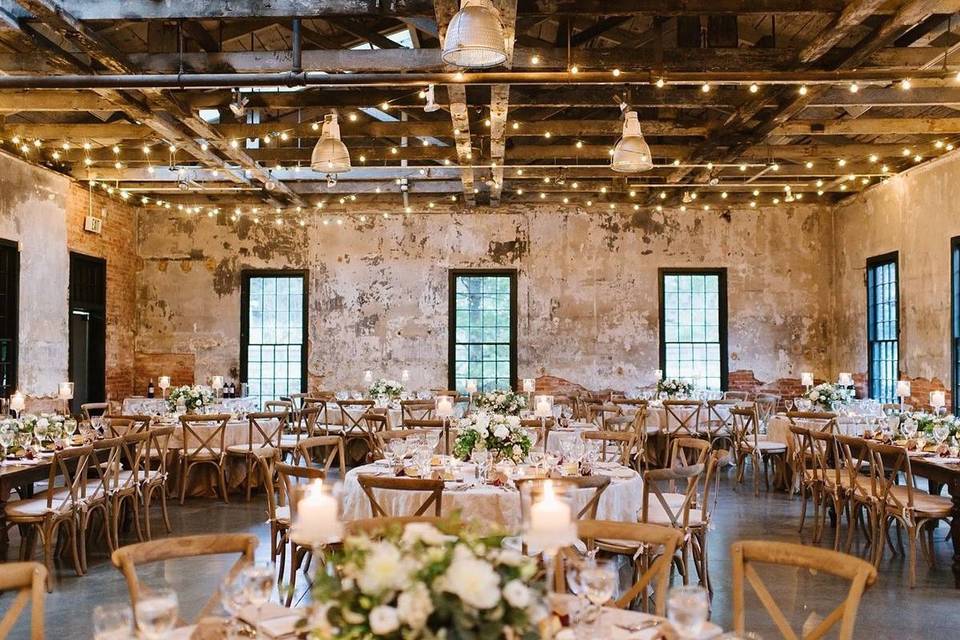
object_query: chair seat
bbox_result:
[141,469,167,484]
[319,424,344,434]
[182,448,223,461]
[739,440,787,453]
[274,505,290,526]
[887,487,953,517]
[279,434,308,448]
[5,488,75,517]
[644,503,707,528]
[226,443,277,456]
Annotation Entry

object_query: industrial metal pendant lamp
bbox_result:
[442,0,508,68]
[611,110,654,173]
[310,113,351,173]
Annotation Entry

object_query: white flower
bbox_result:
[494,549,526,566]
[810,391,820,401]
[369,606,400,635]
[401,523,455,547]
[35,418,49,429]
[308,603,336,637]
[506,415,521,427]
[397,582,433,630]
[493,424,510,439]
[356,542,410,595]
[503,580,532,608]
[442,545,501,609]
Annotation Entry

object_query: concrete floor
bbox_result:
[1,470,957,639]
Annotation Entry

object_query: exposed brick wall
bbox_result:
[133,352,196,393]
[65,184,138,401]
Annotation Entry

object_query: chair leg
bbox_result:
[179,461,190,505]
[159,484,173,533]
[78,511,90,574]
[245,454,254,502]
[142,486,154,540]
[38,526,53,592]
[285,542,300,607]
[798,484,810,534]
[130,495,144,542]
[908,524,917,588]
[66,518,83,578]
[219,461,230,504]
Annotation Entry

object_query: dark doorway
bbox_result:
[69,253,106,414]
[0,239,19,398]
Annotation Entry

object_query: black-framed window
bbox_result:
[659,269,728,391]
[448,270,517,394]
[0,239,18,398]
[953,238,960,415]
[240,271,308,409]
[867,252,899,403]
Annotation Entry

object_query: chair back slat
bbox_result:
[662,400,703,436]
[295,436,346,477]
[0,562,46,639]
[357,474,445,517]
[179,414,229,460]
[246,411,287,451]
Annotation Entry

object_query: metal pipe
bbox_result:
[0,69,951,90]
[291,18,302,74]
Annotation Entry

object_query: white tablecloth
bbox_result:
[340,462,644,530]
[121,396,259,416]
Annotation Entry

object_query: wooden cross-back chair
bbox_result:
[661,400,705,464]
[785,411,837,433]
[81,402,109,422]
[111,533,257,626]
[789,425,820,535]
[226,410,287,501]
[270,462,327,604]
[730,540,877,640]
[358,412,390,461]
[581,430,636,467]
[808,430,846,549]
[104,414,152,436]
[667,436,711,469]
[4,445,93,590]
[569,520,683,615]
[833,434,875,554]
[723,391,750,401]
[178,413,230,504]
[0,562,47,639]
[337,399,377,461]
[113,432,151,544]
[357,475,445,518]
[642,453,718,592]
[302,395,335,434]
[142,425,175,539]
[296,435,347,477]
[79,436,123,572]
[866,441,953,587]
[400,400,435,423]
[754,393,781,426]
[519,417,555,453]
[730,405,787,496]
[585,402,621,429]
[704,399,739,448]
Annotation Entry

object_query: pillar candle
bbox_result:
[930,390,946,409]
[400,369,410,383]
[522,378,535,392]
[801,372,814,388]
[363,370,374,384]
[211,375,224,389]
[293,481,341,545]
[529,480,571,538]
[896,380,911,398]
[158,375,171,391]
[534,395,553,418]
[9,391,24,413]
[436,395,454,418]
[58,382,74,400]
[655,369,663,381]
[465,379,477,394]
[838,372,854,387]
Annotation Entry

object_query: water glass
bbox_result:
[135,588,179,640]
[580,560,616,607]
[667,585,710,639]
[93,603,133,640]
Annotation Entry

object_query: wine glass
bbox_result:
[785,398,795,412]
[33,422,47,448]
[242,562,275,630]
[471,448,490,483]
[933,424,950,446]
[135,588,179,640]
[579,560,616,633]
[93,603,134,640]
[0,429,13,459]
[667,585,710,639]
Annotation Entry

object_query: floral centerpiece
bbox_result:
[15,413,68,436]
[167,385,214,413]
[369,378,405,401]
[657,378,693,398]
[308,519,544,640]
[452,413,532,463]
[473,390,527,416]
[901,411,959,438]
[803,383,851,412]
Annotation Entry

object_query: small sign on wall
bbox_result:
[83,215,103,234]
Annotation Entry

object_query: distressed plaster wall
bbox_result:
[833,152,960,407]
[0,151,138,399]
[136,203,834,395]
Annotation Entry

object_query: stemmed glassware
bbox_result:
[92,603,134,640]
[578,559,616,635]
[221,572,250,638]
[0,426,13,459]
[471,447,490,484]
[667,585,710,639]
[134,588,179,640]
[242,562,275,633]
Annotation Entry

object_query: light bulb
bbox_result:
[900,79,911,91]
[849,82,859,93]
[749,83,759,93]
[701,83,710,93]
[798,85,808,96]
[655,78,665,88]
[531,55,540,65]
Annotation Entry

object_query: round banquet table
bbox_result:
[340,460,644,530]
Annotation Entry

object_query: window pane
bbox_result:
[867,256,898,403]
[450,273,515,394]
[244,274,306,409]
[660,271,725,391]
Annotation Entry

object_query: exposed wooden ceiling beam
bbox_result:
[774,117,960,135]
[0,0,855,21]
[488,0,517,206]
[434,0,471,203]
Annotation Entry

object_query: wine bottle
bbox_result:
[147,379,155,398]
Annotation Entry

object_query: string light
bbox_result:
[531,55,540,65]
[749,83,759,93]
[655,78,665,88]
[798,85,808,96]
[701,83,710,93]
[900,79,911,91]
[612,68,621,77]
[849,82,859,93]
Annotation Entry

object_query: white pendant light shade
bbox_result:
[310,113,351,173]
[442,0,507,68]
[611,110,654,173]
